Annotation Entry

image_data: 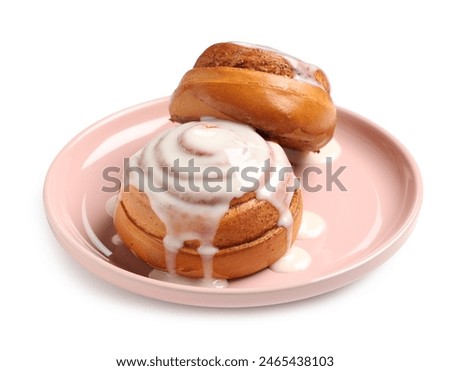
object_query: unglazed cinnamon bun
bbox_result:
[169,42,337,152]
[114,119,302,279]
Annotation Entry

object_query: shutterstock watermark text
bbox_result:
[101,157,347,193]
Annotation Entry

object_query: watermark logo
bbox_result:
[101,157,347,193]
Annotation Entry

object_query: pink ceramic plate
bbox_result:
[44,98,422,307]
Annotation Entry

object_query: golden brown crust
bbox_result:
[169,42,336,152]
[170,67,336,151]
[114,186,302,279]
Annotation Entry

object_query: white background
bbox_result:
[1,1,448,370]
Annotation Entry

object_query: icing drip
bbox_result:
[148,269,228,288]
[105,195,118,217]
[296,138,341,166]
[269,211,326,274]
[111,234,123,246]
[270,246,312,272]
[298,211,326,239]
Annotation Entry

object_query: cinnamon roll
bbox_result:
[169,42,336,152]
[114,119,302,279]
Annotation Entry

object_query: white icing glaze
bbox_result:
[149,269,228,288]
[299,138,341,165]
[254,142,295,249]
[231,41,323,88]
[270,246,312,273]
[285,138,341,167]
[270,210,326,273]
[298,210,326,239]
[111,234,123,246]
[128,119,295,280]
[105,194,118,217]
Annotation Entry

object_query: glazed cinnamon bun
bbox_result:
[169,42,337,152]
[114,119,302,279]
